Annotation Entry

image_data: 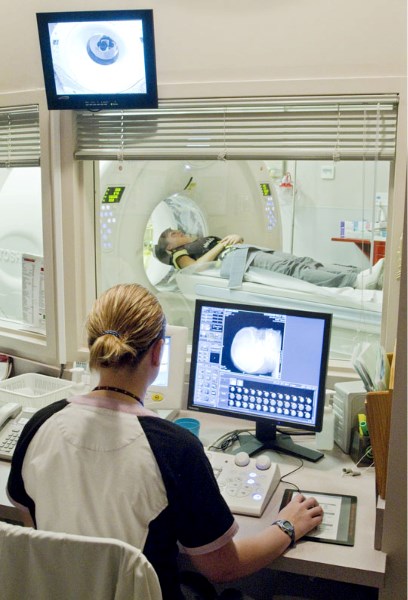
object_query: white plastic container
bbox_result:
[316,405,335,451]
[0,373,73,409]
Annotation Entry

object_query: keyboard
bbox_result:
[205,449,281,517]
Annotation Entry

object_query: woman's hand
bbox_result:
[221,234,244,246]
[277,494,323,541]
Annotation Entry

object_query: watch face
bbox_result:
[273,519,295,546]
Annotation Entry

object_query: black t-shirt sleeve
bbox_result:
[7,399,69,521]
[140,417,235,550]
[171,236,222,268]
[175,438,235,549]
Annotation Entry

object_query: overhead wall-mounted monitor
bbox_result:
[36,10,158,111]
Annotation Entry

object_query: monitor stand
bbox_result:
[232,422,324,463]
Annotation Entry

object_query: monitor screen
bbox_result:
[145,325,188,412]
[188,300,332,461]
[36,10,158,111]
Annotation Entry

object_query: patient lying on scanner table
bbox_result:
[155,229,385,290]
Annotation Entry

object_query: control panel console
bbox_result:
[205,449,281,517]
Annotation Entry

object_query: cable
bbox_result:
[279,457,304,493]
[207,428,256,452]
[341,446,375,477]
[209,429,306,492]
[208,431,239,452]
[355,445,373,467]
[276,427,315,437]
[183,176,193,190]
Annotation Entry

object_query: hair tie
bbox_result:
[102,330,121,338]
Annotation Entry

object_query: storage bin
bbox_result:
[0,373,72,408]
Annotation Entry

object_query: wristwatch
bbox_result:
[271,519,296,547]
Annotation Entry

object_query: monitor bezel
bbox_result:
[36,9,158,111]
[187,299,332,434]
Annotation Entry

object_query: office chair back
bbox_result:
[0,521,162,600]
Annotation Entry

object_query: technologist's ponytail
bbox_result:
[87,284,165,370]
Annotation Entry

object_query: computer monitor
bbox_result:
[36,10,158,111]
[187,300,332,462]
[145,325,188,411]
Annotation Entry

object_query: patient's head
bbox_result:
[87,283,166,371]
[154,228,195,264]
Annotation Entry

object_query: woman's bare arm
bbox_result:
[190,494,323,582]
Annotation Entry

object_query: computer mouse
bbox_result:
[234,451,250,467]
[255,454,271,470]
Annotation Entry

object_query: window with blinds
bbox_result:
[75,95,398,161]
[0,104,43,329]
[82,94,399,361]
[0,105,40,167]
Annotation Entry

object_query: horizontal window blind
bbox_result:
[0,105,40,167]
[75,95,398,161]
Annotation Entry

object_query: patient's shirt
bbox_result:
[171,235,221,268]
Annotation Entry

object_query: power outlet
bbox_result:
[321,165,335,180]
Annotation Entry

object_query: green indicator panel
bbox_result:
[102,186,125,204]
[260,183,271,196]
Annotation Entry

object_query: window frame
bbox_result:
[61,79,408,373]
[0,92,62,367]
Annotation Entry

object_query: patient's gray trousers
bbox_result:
[221,247,359,289]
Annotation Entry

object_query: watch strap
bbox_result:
[271,519,296,548]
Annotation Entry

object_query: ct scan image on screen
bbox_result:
[48,19,146,95]
[221,311,284,379]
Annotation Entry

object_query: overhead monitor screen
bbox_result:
[36,10,158,110]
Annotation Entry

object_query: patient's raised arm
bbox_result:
[175,233,243,269]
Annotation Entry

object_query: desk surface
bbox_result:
[194,411,386,589]
[0,410,386,588]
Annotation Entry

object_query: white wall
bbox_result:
[290,161,390,265]
[0,0,405,94]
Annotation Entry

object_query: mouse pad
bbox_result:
[280,489,357,546]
